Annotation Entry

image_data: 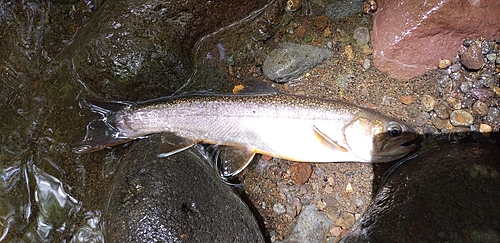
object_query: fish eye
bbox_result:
[387,123,402,137]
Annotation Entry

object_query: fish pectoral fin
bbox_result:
[157,132,197,157]
[214,146,257,177]
[312,125,348,153]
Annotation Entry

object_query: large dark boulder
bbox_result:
[342,143,500,242]
[104,134,265,243]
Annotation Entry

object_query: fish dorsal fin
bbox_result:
[157,133,198,157]
[232,78,279,95]
[213,146,256,177]
[312,125,348,152]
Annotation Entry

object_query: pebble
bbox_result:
[472,100,489,116]
[273,203,287,215]
[291,163,312,186]
[275,205,333,243]
[486,53,497,63]
[450,110,474,127]
[461,43,484,70]
[431,113,449,129]
[421,95,436,112]
[399,95,415,105]
[334,211,356,228]
[414,112,430,127]
[438,59,451,69]
[353,26,370,46]
[345,45,354,61]
[471,88,494,102]
[434,102,451,119]
[361,44,373,55]
[263,42,332,83]
[314,16,329,31]
[445,97,462,110]
[479,123,493,133]
[492,86,500,96]
[486,107,500,125]
[363,59,371,70]
[252,19,271,41]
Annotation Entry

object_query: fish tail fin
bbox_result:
[72,99,134,154]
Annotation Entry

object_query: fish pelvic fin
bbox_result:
[72,99,133,154]
[157,133,198,157]
[312,125,349,153]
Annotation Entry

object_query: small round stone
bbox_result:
[414,112,430,127]
[363,59,371,70]
[486,107,500,125]
[461,43,484,70]
[472,100,489,116]
[479,123,492,133]
[450,110,474,127]
[431,113,449,129]
[434,102,451,119]
[438,59,451,69]
[273,203,286,214]
[421,95,436,112]
[353,27,370,47]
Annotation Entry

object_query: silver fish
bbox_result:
[74,86,417,174]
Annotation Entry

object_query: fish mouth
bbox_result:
[372,132,418,162]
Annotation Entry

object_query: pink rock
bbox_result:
[371,0,500,79]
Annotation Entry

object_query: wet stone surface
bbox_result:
[341,143,500,242]
[105,134,264,243]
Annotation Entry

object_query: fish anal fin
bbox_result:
[158,132,198,157]
[215,146,256,177]
[312,125,348,153]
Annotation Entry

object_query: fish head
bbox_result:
[344,115,417,162]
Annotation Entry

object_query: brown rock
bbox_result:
[461,43,484,70]
[399,95,414,105]
[314,15,329,31]
[290,163,312,186]
[371,0,500,79]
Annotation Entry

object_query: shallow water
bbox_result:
[0,1,103,241]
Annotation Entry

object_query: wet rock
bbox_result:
[276,205,333,243]
[57,0,268,100]
[371,0,500,79]
[461,43,485,70]
[341,143,500,242]
[105,135,264,242]
[450,110,474,127]
[263,42,332,83]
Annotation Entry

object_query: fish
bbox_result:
[73,80,417,175]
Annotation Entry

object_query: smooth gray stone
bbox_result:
[105,135,265,243]
[342,143,500,243]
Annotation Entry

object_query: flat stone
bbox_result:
[371,0,500,79]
